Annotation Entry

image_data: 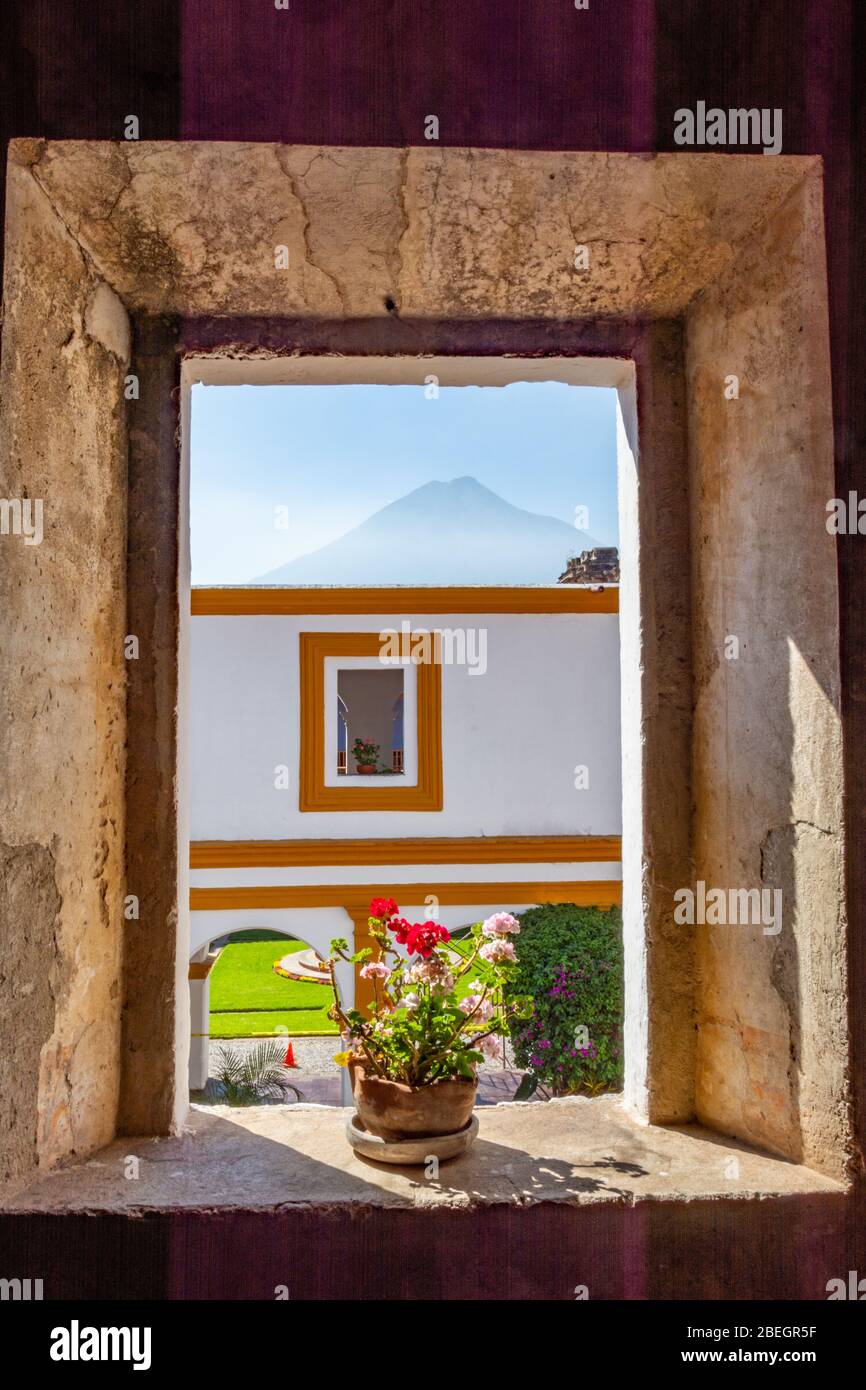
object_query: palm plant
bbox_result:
[209,1041,302,1105]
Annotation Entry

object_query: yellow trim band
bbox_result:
[190,835,622,868]
[190,881,622,912]
[192,585,618,616]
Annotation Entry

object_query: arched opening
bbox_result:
[189,925,341,1104]
[336,694,348,773]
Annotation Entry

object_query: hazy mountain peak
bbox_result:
[253,476,600,585]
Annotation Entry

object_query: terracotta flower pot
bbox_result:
[355,764,377,775]
[353,1066,477,1141]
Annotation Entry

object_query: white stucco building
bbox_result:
[187,585,622,1085]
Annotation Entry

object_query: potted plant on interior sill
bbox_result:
[326,897,533,1160]
[351,736,379,774]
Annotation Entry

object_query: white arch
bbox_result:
[188,907,355,1095]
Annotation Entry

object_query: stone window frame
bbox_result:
[0,141,849,1191]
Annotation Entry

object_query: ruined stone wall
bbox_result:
[0,140,847,1189]
[0,152,129,1187]
[686,170,848,1177]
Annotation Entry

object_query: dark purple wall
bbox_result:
[0,1191,859,1300]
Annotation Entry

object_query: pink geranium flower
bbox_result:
[481,912,521,937]
[359,961,390,981]
[476,1035,505,1063]
[459,994,494,1021]
[479,938,517,964]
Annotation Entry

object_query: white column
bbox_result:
[188,944,212,1091]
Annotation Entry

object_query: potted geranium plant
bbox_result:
[352,736,379,774]
[326,897,533,1144]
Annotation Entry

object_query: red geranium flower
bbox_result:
[391,917,412,945]
[406,920,451,958]
[369,896,399,922]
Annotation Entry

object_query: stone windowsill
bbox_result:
[1,1096,843,1214]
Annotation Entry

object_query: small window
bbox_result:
[299,632,442,812]
[336,668,406,777]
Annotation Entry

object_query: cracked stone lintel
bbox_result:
[272,145,347,314]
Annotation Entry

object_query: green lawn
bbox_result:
[210,931,338,1038]
[208,926,482,1039]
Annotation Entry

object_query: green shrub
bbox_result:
[506,903,623,1096]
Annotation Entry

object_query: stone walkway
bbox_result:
[199,1033,530,1106]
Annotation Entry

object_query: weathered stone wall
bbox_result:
[0,150,129,1187]
[686,170,848,1177]
[0,140,847,1189]
[27,144,805,321]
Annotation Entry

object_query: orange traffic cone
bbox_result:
[283,1041,298,1068]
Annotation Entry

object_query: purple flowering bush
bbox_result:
[506,903,623,1097]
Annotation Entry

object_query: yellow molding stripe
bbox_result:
[299,631,443,812]
[191,585,618,616]
[190,835,622,868]
[188,960,217,980]
[189,881,622,912]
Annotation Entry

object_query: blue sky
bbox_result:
[190,382,619,584]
